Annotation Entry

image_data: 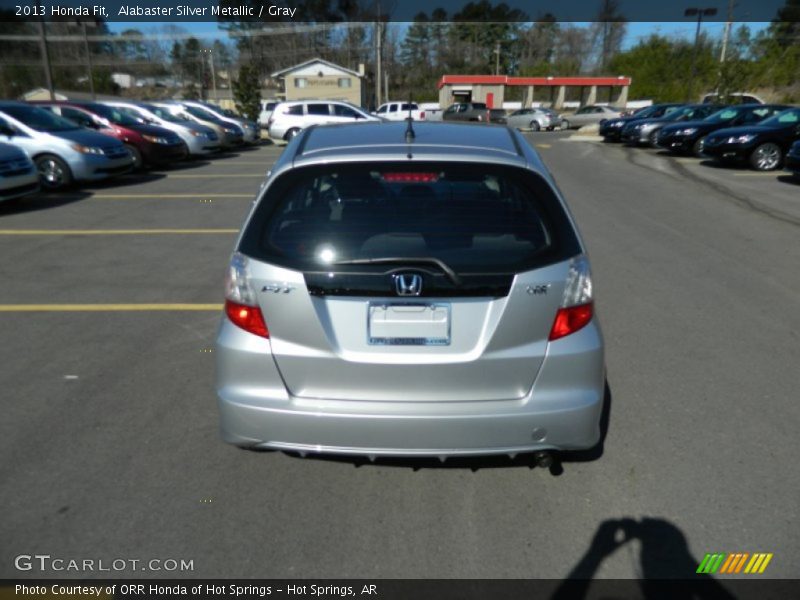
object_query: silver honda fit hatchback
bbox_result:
[215,121,604,460]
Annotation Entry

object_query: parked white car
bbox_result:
[0,141,39,202]
[373,101,426,121]
[267,100,380,141]
[560,105,623,129]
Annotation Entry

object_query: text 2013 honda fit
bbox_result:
[215,122,604,460]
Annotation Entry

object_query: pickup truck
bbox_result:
[374,102,426,121]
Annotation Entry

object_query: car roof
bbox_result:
[290,122,536,171]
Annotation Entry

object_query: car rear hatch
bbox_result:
[234,161,583,402]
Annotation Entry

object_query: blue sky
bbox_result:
[108,21,770,48]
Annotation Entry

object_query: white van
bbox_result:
[258,100,279,129]
[266,100,380,142]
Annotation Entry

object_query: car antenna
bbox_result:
[405,94,415,144]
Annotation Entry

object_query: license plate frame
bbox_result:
[367,302,451,346]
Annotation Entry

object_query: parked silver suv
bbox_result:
[215,122,604,462]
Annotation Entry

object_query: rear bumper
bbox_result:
[215,319,605,457]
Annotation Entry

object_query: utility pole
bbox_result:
[203,49,217,100]
[684,7,717,102]
[200,53,206,100]
[494,42,501,75]
[716,0,735,96]
[719,0,735,64]
[384,72,388,104]
[375,5,382,108]
[79,20,95,100]
[35,0,54,100]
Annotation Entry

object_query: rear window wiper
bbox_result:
[332,257,462,286]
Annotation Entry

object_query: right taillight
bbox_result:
[548,255,594,341]
[225,299,269,338]
[224,252,269,338]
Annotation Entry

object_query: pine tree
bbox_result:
[233,65,261,120]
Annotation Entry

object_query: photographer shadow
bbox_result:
[551,518,737,600]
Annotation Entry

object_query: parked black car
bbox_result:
[785,140,800,180]
[702,108,800,171]
[599,103,684,142]
[656,104,789,157]
[620,104,721,146]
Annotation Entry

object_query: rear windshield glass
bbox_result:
[240,163,581,273]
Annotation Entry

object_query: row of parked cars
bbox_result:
[597,101,800,175]
[0,99,260,201]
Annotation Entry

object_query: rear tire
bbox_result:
[749,142,782,171]
[284,128,300,141]
[529,121,540,132]
[34,154,73,191]
[561,119,570,130]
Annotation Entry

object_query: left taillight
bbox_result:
[224,252,269,338]
[549,255,594,341]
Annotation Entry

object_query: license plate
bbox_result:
[367,302,450,346]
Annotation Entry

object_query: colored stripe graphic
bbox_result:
[700,553,773,575]
[744,553,774,574]
[697,553,726,574]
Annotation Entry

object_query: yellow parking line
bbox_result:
[166,174,265,178]
[536,143,552,149]
[674,158,697,164]
[87,194,252,199]
[0,304,222,312]
[0,229,237,235]
[733,172,781,177]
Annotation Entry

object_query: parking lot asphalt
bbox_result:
[1,133,798,580]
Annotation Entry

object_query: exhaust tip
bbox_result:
[533,451,553,469]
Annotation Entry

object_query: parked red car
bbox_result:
[32,101,188,170]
